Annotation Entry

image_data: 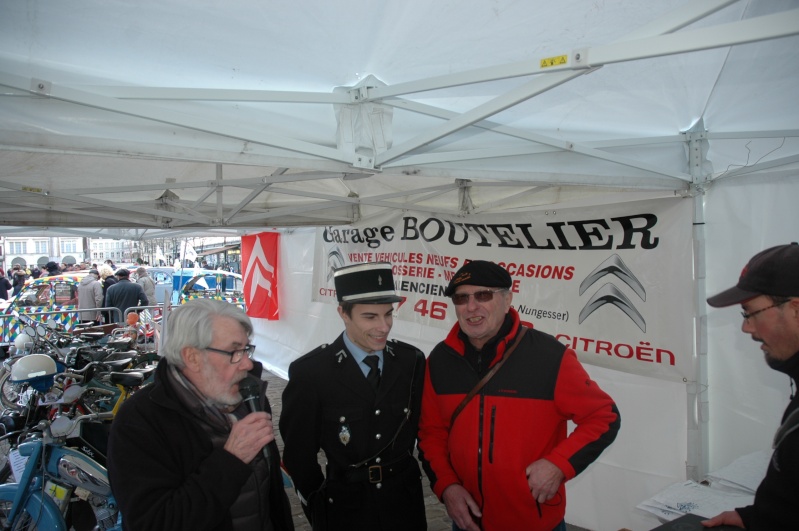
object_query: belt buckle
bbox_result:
[368,465,382,483]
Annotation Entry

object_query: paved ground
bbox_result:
[263,370,591,531]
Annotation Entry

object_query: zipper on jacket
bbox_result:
[488,405,496,463]
[477,393,484,494]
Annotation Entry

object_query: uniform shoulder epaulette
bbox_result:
[292,343,330,364]
[387,338,425,357]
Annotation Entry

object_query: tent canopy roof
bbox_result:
[1,0,797,239]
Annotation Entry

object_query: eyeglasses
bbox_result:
[741,300,789,322]
[451,288,507,306]
[205,344,256,364]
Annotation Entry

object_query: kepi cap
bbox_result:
[334,262,402,304]
[707,242,799,307]
[444,260,512,297]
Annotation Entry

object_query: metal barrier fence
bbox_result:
[123,301,171,355]
[1,305,168,352]
[2,306,123,326]
[3,297,171,355]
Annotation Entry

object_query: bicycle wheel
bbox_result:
[0,498,43,530]
[0,486,66,531]
[0,437,12,484]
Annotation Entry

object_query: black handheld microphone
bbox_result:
[239,374,271,469]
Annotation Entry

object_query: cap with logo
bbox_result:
[444,260,512,297]
[707,242,799,308]
[333,262,402,304]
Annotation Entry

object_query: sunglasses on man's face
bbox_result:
[451,288,507,306]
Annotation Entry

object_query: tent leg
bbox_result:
[686,128,711,481]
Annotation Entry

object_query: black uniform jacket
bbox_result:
[280,333,427,531]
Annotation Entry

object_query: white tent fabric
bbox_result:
[704,174,799,472]
[2,1,799,529]
[1,0,798,235]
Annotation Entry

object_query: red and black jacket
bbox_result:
[418,308,620,530]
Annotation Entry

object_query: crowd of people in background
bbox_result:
[0,258,150,324]
[0,258,119,293]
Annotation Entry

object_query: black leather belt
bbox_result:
[326,455,415,484]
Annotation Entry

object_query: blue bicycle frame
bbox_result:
[0,439,68,530]
[0,413,121,530]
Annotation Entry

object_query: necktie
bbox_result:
[364,356,381,390]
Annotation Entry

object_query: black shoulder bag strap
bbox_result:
[450,326,528,427]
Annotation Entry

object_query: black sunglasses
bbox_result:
[451,289,507,306]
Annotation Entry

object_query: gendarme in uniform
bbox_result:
[280,262,427,531]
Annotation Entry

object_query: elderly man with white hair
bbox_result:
[107,299,294,531]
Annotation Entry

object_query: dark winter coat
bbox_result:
[11,270,26,295]
[0,276,11,300]
[107,361,294,531]
[736,351,799,530]
[104,279,148,323]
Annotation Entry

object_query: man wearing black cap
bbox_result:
[702,243,799,530]
[104,268,149,324]
[418,260,620,531]
[280,262,427,531]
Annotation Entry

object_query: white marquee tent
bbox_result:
[1,1,798,529]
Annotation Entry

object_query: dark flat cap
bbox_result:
[444,260,512,296]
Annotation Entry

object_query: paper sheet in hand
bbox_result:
[649,512,739,530]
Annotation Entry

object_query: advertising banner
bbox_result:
[313,197,695,382]
[241,232,280,320]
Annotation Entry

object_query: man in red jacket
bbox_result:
[418,260,620,531]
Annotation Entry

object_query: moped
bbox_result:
[0,411,120,530]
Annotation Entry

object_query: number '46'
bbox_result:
[413,299,447,320]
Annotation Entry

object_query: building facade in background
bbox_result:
[1,236,90,271]
[1,236,242,273]
[89,239,137,265]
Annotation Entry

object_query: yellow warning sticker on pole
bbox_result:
[540,55,568,68]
